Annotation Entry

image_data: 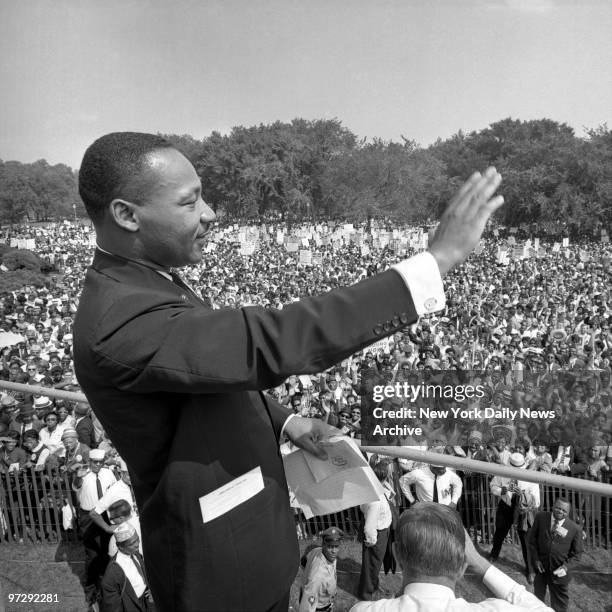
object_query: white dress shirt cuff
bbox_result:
[280,413,296,442]
[391,252,445,316]
[483,565,526,600]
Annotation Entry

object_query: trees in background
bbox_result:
[1,118,610,230]
[0,248,46,291]
[0,160,81,224]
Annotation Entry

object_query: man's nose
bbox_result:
[200,202,216,223]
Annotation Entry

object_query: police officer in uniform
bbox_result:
[299,527,344,612]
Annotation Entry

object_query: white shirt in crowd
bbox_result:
[399,466,463,506]
[93,479,138,516]
[349,565,554,611]
[115,550,147,598]
[74,467,117,511]
[360,493,392,546]
[39,424,66,455]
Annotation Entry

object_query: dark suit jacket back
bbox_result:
[74,250,418,611]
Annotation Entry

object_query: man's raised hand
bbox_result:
[428,167,504,275]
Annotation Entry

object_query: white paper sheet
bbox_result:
[283,436,384,519]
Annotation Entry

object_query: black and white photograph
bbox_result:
[0,1,611,611]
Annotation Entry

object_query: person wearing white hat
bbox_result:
[489,451,540,581]
[73,448,118,604]
[100,521,154,612]
[106,498,142,558]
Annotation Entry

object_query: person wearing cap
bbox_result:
[54,427,91,472]
[100,522,154,612]
[106,499,143,558]
[298,526,343,612]
[73,448,119,604]
[489,451,540,580]
[33,395,54,420]
[349,502,554,612]
[528,497,582,612]
[8,402,43,438]
[73,132,503,611]
[74,402,98,449]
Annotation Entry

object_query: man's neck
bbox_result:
[96,237,171,273]
[403,574,457,592]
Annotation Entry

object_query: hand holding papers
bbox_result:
[283,436,384,519]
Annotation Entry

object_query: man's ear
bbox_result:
[109,198,140,232]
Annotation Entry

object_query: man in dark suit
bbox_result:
[74,132,503,611]
[528,497,582,612]
[74,402,98,449]
[101,523,154,612]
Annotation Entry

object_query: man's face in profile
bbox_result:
[132,148,215,269]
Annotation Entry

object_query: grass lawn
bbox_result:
[0,539,610,612]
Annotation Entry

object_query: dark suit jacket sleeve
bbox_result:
[76,418,97,449]
[262,392,292,439]
[85,269,418,395]
[101,563,125,612]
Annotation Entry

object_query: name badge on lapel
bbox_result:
[556,525,568,538]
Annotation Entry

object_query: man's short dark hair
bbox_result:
[108,499,132,518]
[78,132,174,224]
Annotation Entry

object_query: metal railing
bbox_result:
[2,380,610,549]
[0,466,79,544]
[1,460,610,548]
[296,469,612,549]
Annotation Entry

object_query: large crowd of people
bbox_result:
[0,218,611,610]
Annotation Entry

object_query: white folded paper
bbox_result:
[283,436,384,519]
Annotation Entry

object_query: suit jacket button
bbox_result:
[373,325,383,335]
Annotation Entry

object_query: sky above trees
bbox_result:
[1,1,610,169]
